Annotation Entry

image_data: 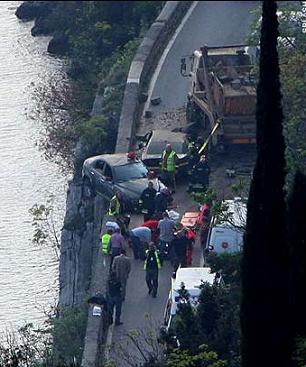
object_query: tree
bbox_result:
[173,285,200,353]
[165,345,227,367]
[241,2,292,367]
[287,171,306,344]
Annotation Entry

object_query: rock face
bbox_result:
[15,1,53,21]
[47,33,69,56]
[58,179,104,306]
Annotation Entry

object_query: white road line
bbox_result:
[143,1,199,115]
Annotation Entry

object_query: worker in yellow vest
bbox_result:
[161,144,178,192]
[144,243,161,298]
[101,229,114,255]
[108,191,123,217]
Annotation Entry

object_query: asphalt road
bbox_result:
[108,2,258,365]
[145,1,259,113]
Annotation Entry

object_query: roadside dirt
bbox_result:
[137,107,187,135]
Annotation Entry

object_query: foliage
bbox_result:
[247,1,306,181]
[293,337,306,367]
[206,253,242,285]
[0,305,87,367]
[165,345,227,367]
[24,2,162,170]
[241,2,292,367]
[50,305,88,366]
[107,315,165,367]
[29,195,61,260]
[287,171,306,348]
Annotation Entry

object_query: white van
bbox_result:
[205,198,246,255]
[163,267,219,332]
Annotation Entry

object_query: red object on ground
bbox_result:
[142,219,159,243]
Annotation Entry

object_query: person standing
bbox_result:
[112,249,131,302]
[171,228,190,272]
[158,212,175,262]
[101,229,113,255]
[109,228,125,267]
[154,188,173,220]
[161,144,178,192]
[107,271,123,326]
[139,181,157,221]
[108,191,124,218]
[128,226,152,260]
[144,243,161,298]
[193,155,211,190]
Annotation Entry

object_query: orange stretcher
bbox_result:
[180,212,200,229]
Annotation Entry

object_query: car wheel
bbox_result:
[83,177,95,198]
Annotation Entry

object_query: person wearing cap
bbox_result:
[109,228,125,268]
[144,242,161,298]
[101,228,113,256]
[161,143,178,192]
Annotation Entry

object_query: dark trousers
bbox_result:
[146,269,159,296]
[108,295,122,324]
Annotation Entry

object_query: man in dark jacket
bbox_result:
[107,271,123,326]
[139,181,157,221]
[172,229,191,272]
[154,188,173,219]
[194,155,211,188]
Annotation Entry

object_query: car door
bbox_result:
[101,163,115,200]
[91,159,107,196]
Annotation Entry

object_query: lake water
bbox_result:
[0,1,68,331]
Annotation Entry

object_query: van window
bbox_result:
[209,227,243,254]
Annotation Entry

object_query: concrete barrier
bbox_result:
[81,2,193,366]
[116,1,193,153]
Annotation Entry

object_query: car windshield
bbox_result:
[114,163,148,182]
[147,141,187,154]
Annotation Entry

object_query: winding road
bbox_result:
[108,2,258,365]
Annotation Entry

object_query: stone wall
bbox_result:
[115,1,193,153]
[58,2,193,366]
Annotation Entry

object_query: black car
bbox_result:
[139,129,189,174]
[82,153,165,212]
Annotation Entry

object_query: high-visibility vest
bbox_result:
[144,250,161,270]
[162,150,177,172]
[101,233,111,254]
[108,196,120,216]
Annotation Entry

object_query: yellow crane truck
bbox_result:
[181,45,259,153]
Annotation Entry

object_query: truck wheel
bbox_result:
[83,177,95,198]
